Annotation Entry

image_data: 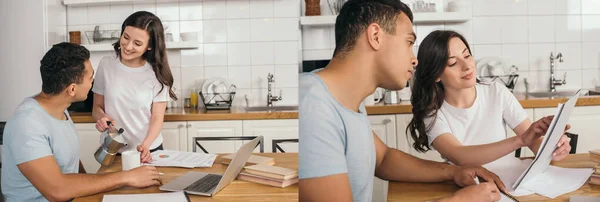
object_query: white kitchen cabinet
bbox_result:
[534,106,600,154]
[396,114,445,162]
[161,122,187,151]
[368,115,396,202]
[242,119,299,153]
[506,109,535,157]
[74,123,101,173]
[186,121,243,154]
[369,115,397,148]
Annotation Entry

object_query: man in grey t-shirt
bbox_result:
[298,1,507,202]
[1,43,162,202]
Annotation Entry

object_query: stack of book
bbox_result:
[591,164,600,185]
[591,149,600,163]
[220,154,276,166]
[237,164,299,188]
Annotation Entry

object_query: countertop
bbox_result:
[70,107,298,123]
[365,93,600,115]
[69,94,600,123]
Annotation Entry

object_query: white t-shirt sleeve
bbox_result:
[425,112,452,147]
[153,81,169,102]
[92,57,108,95]
[497,83,528,129]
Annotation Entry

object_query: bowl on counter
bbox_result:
[180,32,198,42]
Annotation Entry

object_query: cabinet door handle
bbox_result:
[383,118,392,124]
[178,124,184,129]
[186,124,192,128]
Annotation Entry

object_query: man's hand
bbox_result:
[446,182,501,202]
[452,166,506,193]
[124,166,161,188]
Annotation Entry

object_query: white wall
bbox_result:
[65,0,301,107]
[302,0,600,94]
[0,1,50,121]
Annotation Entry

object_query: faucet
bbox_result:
[267,73,282,107]
[550,52,566,92]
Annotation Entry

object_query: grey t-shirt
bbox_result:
[299,72,376,202]
[1,97,80,202]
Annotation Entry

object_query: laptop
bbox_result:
[159,136,262,196]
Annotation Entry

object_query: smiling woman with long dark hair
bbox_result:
[407,30,572,166]
[92,11,177,164]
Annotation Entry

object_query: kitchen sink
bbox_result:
[527,90,600,98]
[244,106,298,112]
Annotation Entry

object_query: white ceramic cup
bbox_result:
[364,88,384,105]
[122,150,141,171]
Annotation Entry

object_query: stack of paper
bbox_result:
[144,150,217,168]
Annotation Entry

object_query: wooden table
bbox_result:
[74,153,298,202]
[388,154,600,202]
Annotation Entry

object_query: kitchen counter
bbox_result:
[366,93,600,115]
[69,94,600,123]
[70,107,298,123]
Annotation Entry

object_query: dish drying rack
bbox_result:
[199,92,236,110]
[477,74,519,92]
[85,26,120,44]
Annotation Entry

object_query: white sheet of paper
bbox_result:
[520,166,594,199]
[483,156,534,196]
[102,191,188,202]
[143,150,217,168]
[513,90,581,190]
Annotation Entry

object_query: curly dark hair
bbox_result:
[333,0,413,58]
[40,42,90,95]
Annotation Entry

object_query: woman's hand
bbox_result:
[95,116,114,132]
[137,144,153,163]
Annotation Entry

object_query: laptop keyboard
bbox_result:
[183,174,222,193]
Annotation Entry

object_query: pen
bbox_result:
[475,176,519,202]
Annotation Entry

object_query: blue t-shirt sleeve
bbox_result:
[7,120,53,165]
[299,101,348,179]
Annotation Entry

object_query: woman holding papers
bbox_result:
[407,30,571,166]
[92,11,177,163]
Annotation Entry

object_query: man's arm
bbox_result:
[374,132,455,182]
[299,174,353,202]
[18,156,160,201]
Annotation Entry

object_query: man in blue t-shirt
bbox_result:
[299,0,506,201]
[1,42,161,202]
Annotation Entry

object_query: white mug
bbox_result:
[364,88,384,105]
[122,150,141,171]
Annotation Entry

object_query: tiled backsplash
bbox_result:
[302,0,600,93]
[67,0,301,107]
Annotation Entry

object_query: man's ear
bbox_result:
[366,23,383,51]
[67,83,77,96]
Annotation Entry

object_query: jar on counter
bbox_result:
[184,98,191,108]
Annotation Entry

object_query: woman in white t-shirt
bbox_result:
[407,30,571,166]
[92,11,177,163]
